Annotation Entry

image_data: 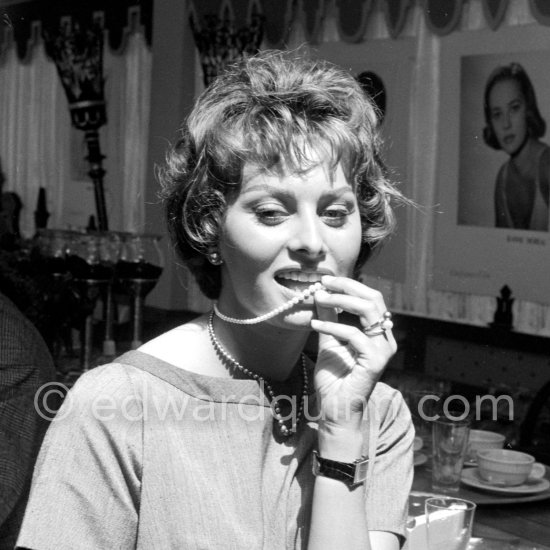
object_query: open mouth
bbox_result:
[275,271,325,294]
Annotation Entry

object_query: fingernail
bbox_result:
[315,289,331,300]
[321,275,335,285]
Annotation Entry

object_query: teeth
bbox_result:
[277,271,324,283]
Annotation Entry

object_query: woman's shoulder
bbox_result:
[67,360,154,402]
[138,313,231,377]
[138,313,209,367]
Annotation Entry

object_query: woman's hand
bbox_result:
[310,275,396,434]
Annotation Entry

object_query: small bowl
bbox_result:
[466,429,505,462]
[476,449,546,486]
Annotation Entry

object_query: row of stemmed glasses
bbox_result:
[35,229,164,372]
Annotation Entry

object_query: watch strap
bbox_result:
[312,450,369,487]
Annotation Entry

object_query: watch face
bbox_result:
[312,452,368,486]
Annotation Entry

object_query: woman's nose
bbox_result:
[503,112,512,128]
[288,214,326,258]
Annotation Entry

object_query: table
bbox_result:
[410,460,550,549]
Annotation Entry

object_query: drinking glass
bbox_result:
[432,416,471,493]
[425,497,476,550]
[66,231,113,371]
[406,389,446,450]
[115,232,164,349]
[98,232,121,356]
[35,228,71,276]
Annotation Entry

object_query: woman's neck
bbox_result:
[211,316,310,382]
[510,136,538,176]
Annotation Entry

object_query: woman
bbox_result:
[483,62,550,231]
[17,51,413,549]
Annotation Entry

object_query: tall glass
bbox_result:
[406,388,446,453]
[431,416,471,493]
[425,497,476,550]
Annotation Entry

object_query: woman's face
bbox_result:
[217,159,362,328]
[488,78,528,155]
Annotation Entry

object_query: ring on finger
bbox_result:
[363,311,393,337]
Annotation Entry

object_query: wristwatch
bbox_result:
[312,450,369,487]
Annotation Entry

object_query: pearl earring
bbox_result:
[208,251,223,266]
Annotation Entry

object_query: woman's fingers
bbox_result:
[315,290,380,322]
[317,275,389,328]
[313,275,397,363]
[311,318,396,356]
[321,275,383,302]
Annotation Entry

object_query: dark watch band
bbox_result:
[312,450,369,487]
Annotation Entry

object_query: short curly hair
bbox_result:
[159,50,405,299]
[483,62,546,150]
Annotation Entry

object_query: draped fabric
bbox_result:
[0,31,151,236]
[335,0,375,43]
[189,3,264,87]
[482,0,510,29]
[0,45,70,234]
[1,0,153,61]
[186,0,549,46]
[104,31,152,233]
[382,0,415,38]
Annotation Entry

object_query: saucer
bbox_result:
[414,452,428,467]
[461,467,550,495]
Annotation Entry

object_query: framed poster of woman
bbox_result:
[434,25,550,304]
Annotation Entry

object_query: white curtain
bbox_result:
[0,44,70,233]
[0,30,151,236]
[104,31,152,233]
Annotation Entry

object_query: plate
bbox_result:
[461,467,550,495]
[414,452,428,467]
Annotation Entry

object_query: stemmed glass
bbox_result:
[98,232,121,357]
[66,231,114,371]
[33,229,75,358]
[35,228,71,277]
[114,232,163,349]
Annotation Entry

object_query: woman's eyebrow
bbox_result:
[241,183,354,196]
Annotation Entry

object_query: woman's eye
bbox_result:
[255,207,288,225]
[321,207,350,227]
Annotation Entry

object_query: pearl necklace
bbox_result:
[213,282,325,325]
[207,311,309,437]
